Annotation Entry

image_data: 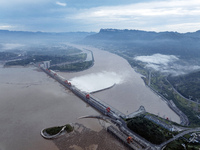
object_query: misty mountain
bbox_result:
[80,29,200,59]
[0,30,95,44]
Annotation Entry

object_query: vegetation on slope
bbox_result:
[5,54,87,66]
[0,52,18,60]
[113,53,200,126]
[139,70,200,126]
[50,60,93,72]
[4,45,94,72]
[45,124,73,135]
[168,71,200,101]
[165,134,200,150]
[127,116,176,145]
[152,72,200,126]
[82,29,200,60]
[81,30,200,126]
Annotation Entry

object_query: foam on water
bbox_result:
[70,71,123,93]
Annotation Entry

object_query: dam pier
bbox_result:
[41,65,193,150]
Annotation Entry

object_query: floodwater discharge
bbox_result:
[0,44,180,150]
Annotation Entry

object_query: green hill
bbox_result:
[168,71,200,101]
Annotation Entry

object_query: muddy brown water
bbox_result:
[60,44,180,121]
[0,44,180,150]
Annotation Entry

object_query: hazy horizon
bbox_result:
[1,28,200,34]
[1,0,200,33]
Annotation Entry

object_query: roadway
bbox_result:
[147,84,189,126]
[40,67,199,150]
[166,77,200,105]
[40,67,158,149]
[157,127,200,149]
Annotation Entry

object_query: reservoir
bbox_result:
[0,44,180,150]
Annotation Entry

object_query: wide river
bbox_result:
[0,44,180,150]
[60,44,180,120]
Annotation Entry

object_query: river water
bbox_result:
[0,44,180,150]
[60,44,180,121]
[0,66,101,150]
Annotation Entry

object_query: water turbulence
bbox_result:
[70,71,123,93]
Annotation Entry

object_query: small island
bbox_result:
[41,124,73,139]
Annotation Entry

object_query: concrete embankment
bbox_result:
[147,84,188,126]
[107,126,142,150]
[90,84,116,94]
[40,67,157,150]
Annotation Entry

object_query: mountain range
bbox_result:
[0,30,95,44]
[78,29,200,60]
[1,28,200,60]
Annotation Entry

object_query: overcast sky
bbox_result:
[0,0,200,32]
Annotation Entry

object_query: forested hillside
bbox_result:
[168,71,200,101]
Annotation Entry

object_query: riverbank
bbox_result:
[50,49,94,72]
[60,44,180,123]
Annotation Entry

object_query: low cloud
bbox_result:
[135,54,179,66]
[2,43,25,50]
[134,53,200,75]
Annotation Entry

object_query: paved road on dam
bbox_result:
[40,67,160,150]
[41,67,200,150]
[60,44,180,123]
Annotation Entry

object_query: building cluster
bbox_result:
[189,133,200,143]
[40,61,50,69]
[145,115,175,132]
